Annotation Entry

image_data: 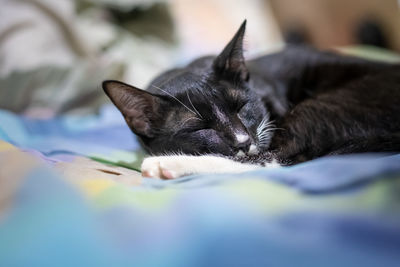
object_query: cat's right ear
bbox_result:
[213,20,249,81]
[102,80,163,138]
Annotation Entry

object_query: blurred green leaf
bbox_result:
[0,61,124,115]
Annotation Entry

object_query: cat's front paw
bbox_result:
[141,156,191,179]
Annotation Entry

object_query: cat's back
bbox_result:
[248,45,399,77]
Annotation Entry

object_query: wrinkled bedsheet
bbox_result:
[1,105,400,267]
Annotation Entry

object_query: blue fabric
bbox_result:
[0,105,139,156]
[1,164,399,267]
[0,167,123,267]
[1,106,400,267]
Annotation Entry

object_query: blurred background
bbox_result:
[1,0,400,118]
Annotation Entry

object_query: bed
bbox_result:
[0,103,400,267]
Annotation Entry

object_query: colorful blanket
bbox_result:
[1,105,400,267]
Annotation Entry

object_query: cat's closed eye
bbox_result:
[237,101,248,112]
[237,102,249,120]
[180,120,208,133]
[184,127,210,134]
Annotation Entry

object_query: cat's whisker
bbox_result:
[186,91,203,119]
[256,115,277,149]
[179,116,202,128]
[151,85,199,117]
[256,116,272,130]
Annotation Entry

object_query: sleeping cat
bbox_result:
[103,20,400,179]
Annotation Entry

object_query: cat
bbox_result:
[103,20,400,179]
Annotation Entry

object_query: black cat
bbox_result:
[103,20,400,178]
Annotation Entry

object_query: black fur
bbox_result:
[103,20,400,166]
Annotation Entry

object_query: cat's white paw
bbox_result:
[265,159,282,168]
[141,156,191,179]
[141,154,261,179]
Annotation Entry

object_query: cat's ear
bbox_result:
[102,80,164,138]
[213,20,249,81]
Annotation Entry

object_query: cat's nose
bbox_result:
[233,133,251,150]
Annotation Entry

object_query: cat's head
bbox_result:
[103,20,272,156]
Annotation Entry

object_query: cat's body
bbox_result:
[245,46,400,164]
[103,21,400,179]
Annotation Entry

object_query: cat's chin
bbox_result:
[248,144,259,155]
[234,144,259,158]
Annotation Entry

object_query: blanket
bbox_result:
[1,105,400,267]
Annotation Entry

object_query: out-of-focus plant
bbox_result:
[78,0,175,43]
[0,0,176,117]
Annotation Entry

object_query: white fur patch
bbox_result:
[236,150,246,157]
[235,133,249,144]
[248,144,258,155]
[141,155,261,179]
[264,159,281,168]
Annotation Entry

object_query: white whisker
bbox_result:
[186,91,203,119]
[152,85,198,116]
[256,114,279,149]
[180,116,202,128]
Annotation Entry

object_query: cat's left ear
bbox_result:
[102,80,165,138]
[213,20,249,82]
